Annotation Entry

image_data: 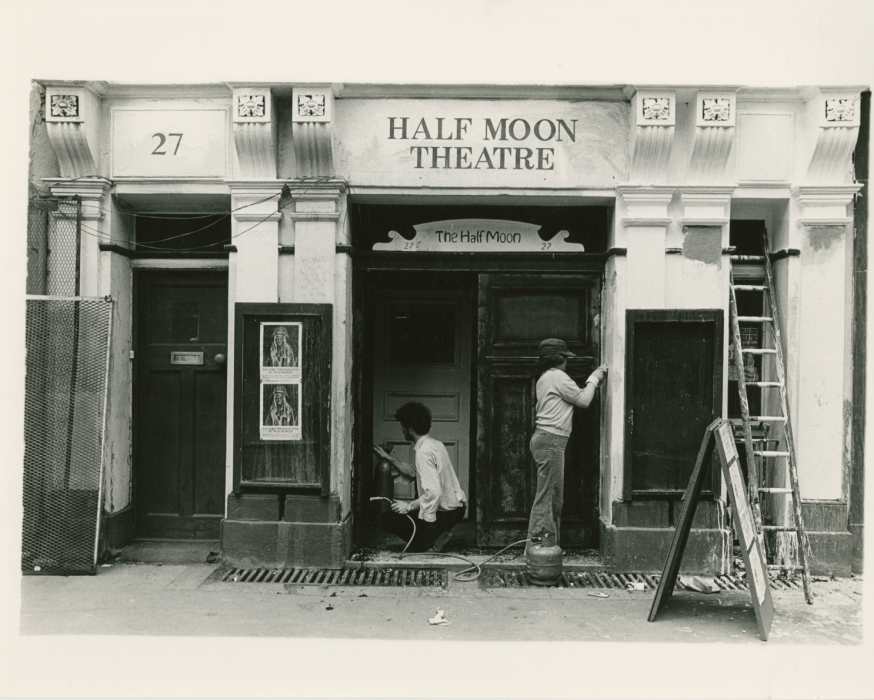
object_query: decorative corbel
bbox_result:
[805,90,862,184]
[688,92,736,183]
[629,90,676,183]
[45,85,100,178]
[232,88,277,179]
[292,87,334,177]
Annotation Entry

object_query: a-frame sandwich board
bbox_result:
[648,418,774,641]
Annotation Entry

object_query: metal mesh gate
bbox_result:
[27,196,81,296]
[22,297,112,574]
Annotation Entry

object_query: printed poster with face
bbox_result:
[260,322,302,381]
[259,383,302,441]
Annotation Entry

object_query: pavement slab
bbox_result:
[17,563,864,645]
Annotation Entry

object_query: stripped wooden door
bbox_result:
[477,274,600,547]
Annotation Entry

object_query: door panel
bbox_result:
[135,271,228,539]
[372,290,472,504]
[625,311,723,498]
[478,274,600,547]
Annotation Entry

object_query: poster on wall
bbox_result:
[259,382,302,441]
[260,322,302,381]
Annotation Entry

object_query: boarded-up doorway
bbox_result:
[624,310,724,499]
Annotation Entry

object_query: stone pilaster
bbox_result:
[629,90,676,184]
[601,188,673,522]
[618,188,673,309]
[286,181,351,524]
[670,190,732,311]
[790,186,860,501]
[228,182,283,303]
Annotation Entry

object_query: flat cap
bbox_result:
[538,338,575,357]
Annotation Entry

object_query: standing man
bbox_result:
[373,401,466,553]
[528,338,607,548]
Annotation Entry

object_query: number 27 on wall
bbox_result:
[152,132,183,155]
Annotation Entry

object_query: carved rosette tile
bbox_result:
[825,98,855,122]
[297,94,326,118]
[642,97,671,121]
[238,94,265,118]
[51,95,79,118]
[702,98,731,122]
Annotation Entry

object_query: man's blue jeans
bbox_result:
[528,428,569,545]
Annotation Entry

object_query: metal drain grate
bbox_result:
[482,569,804,591]
[220,567,448,588]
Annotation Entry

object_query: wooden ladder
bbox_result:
[728,232,813,604]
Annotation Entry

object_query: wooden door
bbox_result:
[624,310,723,498]
[372,289,473,505]
[135,271,228,539]
[477,274,600,547]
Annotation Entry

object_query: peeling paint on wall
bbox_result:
[806,225,843,253]
[682,226,722,265]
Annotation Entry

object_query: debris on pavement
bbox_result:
[626,581,645,591]
[428,610,451,625]
[206,551,220,564]
[325,605,334,611]
[679,575,718,593]
[587,592,609,599]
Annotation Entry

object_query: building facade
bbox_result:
[29,81,868,575]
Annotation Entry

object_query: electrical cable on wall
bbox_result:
[55,175,353,252]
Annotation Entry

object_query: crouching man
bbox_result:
[372,401,466,553]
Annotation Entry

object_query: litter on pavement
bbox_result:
[428,610,451,625]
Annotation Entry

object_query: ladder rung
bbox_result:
[749,416,787,422]
[733,284,769,291]
[762,525,798,531]
[731,255,766,262]
[754,451,790,457]
[767,564,803,570]
[746,382,782,387]
[759,487,794,494]
[742,348,777,354]
[736,316,773,322]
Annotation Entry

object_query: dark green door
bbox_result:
[135,271,228,539]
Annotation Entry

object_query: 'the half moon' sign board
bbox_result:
[372,219,585,253]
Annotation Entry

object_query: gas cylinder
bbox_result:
[374,444,395,514]
[525,531,563,586]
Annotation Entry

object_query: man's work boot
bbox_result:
[428,530,453,553]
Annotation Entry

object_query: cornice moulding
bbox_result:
[621,217,673,227]
[225,180,284,189]
[796,218,853,228]
[234,211,283,223]
[286,211,341,222]
[792,185,863,196]
[681,218,729,227]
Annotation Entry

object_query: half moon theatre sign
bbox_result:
[373,219,584,253]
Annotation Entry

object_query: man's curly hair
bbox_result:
[394,401,432,435]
